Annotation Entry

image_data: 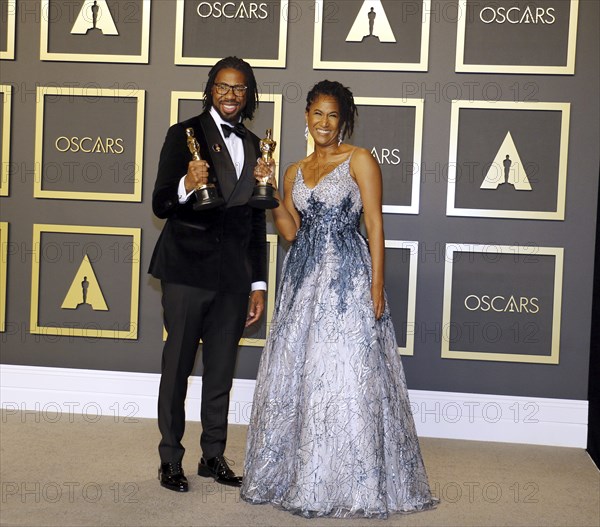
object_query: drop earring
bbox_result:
[337,132,343,146]
[304,124,309,141]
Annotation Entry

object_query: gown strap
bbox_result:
[345,147,358,165]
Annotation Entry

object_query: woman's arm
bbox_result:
[351,148,385,320]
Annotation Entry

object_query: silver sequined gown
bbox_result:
[241,156,437,518]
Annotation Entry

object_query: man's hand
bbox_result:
[245,290,265,327]
[184,160,210,193]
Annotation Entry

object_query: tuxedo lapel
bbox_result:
[226,132,258,207]
[198,113,237,202]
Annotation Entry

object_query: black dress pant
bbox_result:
[158,282,248,463]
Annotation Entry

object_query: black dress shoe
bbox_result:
[198,455,243,487]
[158,462,188,492]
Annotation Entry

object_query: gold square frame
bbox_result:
[240,233,279,347]
[447,100,571,220]
[455,0,579,75]
[385,240,418,356]
[30,224,141,339]
[307,96,424,215]
[161,234,279,348]
[174,0,288,67]
[441,243,564,364]
[40,0,151,63]
[0,84,12,196]
[0,222,7,332]
[0,0,16,60]
[168,92,282,346]
[34,86,145,201]
[170,90,283,188]
[313,0,431,71]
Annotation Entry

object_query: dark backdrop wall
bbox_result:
[1,0,599,403]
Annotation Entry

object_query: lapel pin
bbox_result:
[212,143,222,153]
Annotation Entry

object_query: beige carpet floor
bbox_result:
[0,410,598,527]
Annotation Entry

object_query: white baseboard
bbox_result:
[0,364,588,448]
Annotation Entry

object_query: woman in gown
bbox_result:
[241,80,438,518]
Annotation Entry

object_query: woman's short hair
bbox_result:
[305,80,358,140]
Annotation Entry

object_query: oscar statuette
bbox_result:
[185,127,224,211]
[248,128,279,209]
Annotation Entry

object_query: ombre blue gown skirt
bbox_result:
[241,157,437,518]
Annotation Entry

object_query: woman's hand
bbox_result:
[371,282,385,320]
[253,158,276,187]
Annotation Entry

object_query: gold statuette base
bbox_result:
[248,182,279,209]
[193,184,225,211]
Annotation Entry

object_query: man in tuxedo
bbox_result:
[149,57,267,492]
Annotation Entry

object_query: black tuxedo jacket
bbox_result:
[149,112,267,293]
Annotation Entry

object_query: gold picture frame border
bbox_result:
[441,243,564,364]
[307,96,424,215]
[240,233,278,347]
[168,91,283,346]
[161,234,279,348]
[455,0,579,75]
[34,86,145,202]
[0,0,16,60]
[313,0,431,71]
[446,100,571,220]
[170,90,283,188]
[30,223,141,339]
[385,240,419,356]
[0,222,8,332]
[174,0,288,68]
[40,0,151,63]
[0,84,12,196]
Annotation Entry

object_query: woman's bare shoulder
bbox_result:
[350,146,374,161]
[349,146,379,172]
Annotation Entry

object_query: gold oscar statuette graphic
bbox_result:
[61,254,108,310]
[71,0,119,36]
[186,127,224,210]
[248,129,279,209]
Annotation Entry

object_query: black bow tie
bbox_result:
[221,122,246,139]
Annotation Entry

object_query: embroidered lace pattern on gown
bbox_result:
[241,156,438,518]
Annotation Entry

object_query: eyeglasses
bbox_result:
[213,83,248,96]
